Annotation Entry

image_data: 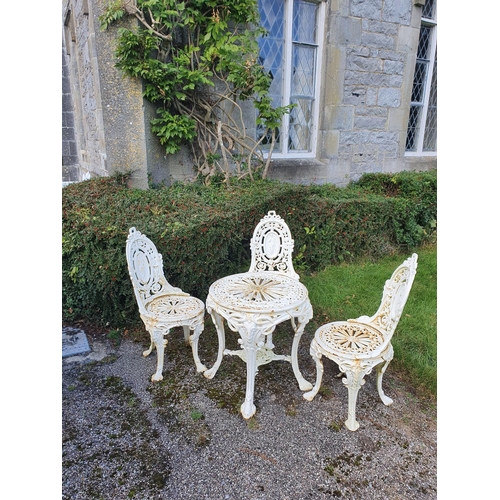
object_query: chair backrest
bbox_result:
[369,253,418,338]
[125,227,180,313]
[248,210,299,280]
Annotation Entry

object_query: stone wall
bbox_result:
[62,0,436,188]
[268,0,436,186]
[63,0,154,188]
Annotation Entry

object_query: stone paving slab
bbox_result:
[62,326,91,358]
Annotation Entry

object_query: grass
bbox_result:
[302,245,437,396]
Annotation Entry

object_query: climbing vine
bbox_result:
[100,0,292,184]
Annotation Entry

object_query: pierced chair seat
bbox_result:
[126,227,206,382]
[304,254,418,431]
[315,321,387,359]
[146,295,204,322]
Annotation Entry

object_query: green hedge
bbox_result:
[62,170,437,328]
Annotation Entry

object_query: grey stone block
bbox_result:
[350,0,383,20]
[383,60,405,75]
[62,93,73,110]
[362,19,398,36]
[354,115,387,130]
[347,55,382,72]
[382,0,412,25]
[62,127,76,141]
[378,87,401,107]
[355,105,388,117]
[378,49,406,62]
[334,16,362,45]
[361,32,396,50]
[368,131,399,144]
[343,86,367,106]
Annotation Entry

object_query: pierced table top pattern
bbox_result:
[208,272,308,313]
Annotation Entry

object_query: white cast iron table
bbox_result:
[204,271,313,419]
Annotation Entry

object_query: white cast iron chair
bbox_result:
[125,227,206,381]
[303,253,418,431]
[247,209,301,351]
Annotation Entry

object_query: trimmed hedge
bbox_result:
[62,170,437,328]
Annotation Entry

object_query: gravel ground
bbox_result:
[62,321,437,499]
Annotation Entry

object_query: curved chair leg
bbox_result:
[342,366,365,431]
[150,329,168,382]
[376,356,394,406]
[303,338,324,401]
[189,323,207,373]
[204,311,226,379]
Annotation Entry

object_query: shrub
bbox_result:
[62,170,437,328]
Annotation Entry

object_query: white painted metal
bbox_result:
[125,227,206,381]
[303,254,418,431]
[204,211,313,419]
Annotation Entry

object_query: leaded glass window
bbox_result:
[257,0,325,156]
[405,1,437,154]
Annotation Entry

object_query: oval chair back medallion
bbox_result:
[249,210,299,280]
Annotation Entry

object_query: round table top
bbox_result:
[208,272,309,314]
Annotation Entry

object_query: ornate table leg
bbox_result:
[187,322,207,373]
[203,308,226,379]
[239,320,263,419]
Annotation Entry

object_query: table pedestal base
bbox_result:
[204,304,313,419]
[224,347,289,366]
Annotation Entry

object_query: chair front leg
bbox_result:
[150,328,168,382]
[340,363,366,431]
[303,338,324,401]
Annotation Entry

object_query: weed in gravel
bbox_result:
[328,420,343,432]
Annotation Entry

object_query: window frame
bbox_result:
[405,7,438,156]
[258,0,326,159]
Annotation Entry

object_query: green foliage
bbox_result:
[150,110,197,154]
[100,0,290,181]
[62,170,437,329]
